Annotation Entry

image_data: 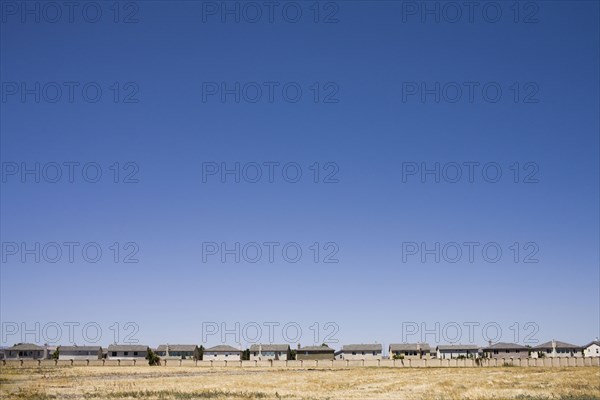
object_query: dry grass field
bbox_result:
[0,366,599,400]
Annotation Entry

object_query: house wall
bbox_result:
[5,350,45,359]
[438,350,479,359]
[107,351,147,360]
[533,349,582,358]
[250,352,288,361]
[296,352,334,360]
[204,352,241,361]
[156,351,196,359]
[390,351,429,360]
[341,351,382,360]
[487,350,529,359]
[584,344,600,357]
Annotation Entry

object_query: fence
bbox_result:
[2,357,599,368]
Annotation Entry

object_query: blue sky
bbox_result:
[1,1,598,350]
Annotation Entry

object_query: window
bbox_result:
[352,352,356,355]
[112,352,117,357]
[373,352,376,356]
[134,352,138,356]
[124,352,129,356]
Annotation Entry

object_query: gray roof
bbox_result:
[107,344,148,352]
[59,346,102,352]
[533,341,582,350]
[437,345,480,351]
[297,345,335,352]
[584,340,600,348]
[483,342,528,351]
[342,344,382,352]
[8,343,44,351]
[389,343,430,352]
[156,344,198,352]
[204,345,241,353]
[249,344,290,352]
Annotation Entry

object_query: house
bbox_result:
[249,344,290,361]
[155,345,199,360]
[203,345,242,361]
[389,343,431,359]
[340,344,382,360]
[4,343,48,359]
[107,344,149,360]
[437,345,480,359]
[533,340,583,358]
[583,340,600,357]
[58,346,102,360]
[296,345,335,360]
[483,342,529,358]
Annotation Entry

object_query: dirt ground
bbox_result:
[1,366,599,399]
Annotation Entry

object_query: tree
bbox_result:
[52,349,59,360]
[242,349,250,360]
[146,348,160,366]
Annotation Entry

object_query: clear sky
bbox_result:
[1,1,598,351]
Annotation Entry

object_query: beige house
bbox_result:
[533,340,582,358]
[4,343,48,359]
[483,342,529,358]
[340,344,382,360]
[58,346,102,360]
[203,345,242,361]
[107,344,149,360]
[583,340,600,357]
[155,345,199,360]
[249,344,290,361]
[296,345,335,360]
[389,343,431,359]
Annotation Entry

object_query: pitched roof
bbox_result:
[437,345,480,351]
[584,340,600,348]
[298,345,335,352]
[204,345,241,353]
[249,344,290,352]
[533,341,582,349]
[342,344,382,352]
[156,345,198,352]
[107,344,148,352]
[389,343,431,352]
[8,343,44,351]
[483,342,528,351]
[59,346,102,352]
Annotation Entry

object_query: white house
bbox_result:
[389,343,431,359]
[58,346,102,360]
[107,344,149,360]
[249,344,290,361]
[437,345,480,359]
[532,340,582,358]
[4,343,49,360]
[583,340,600,357]
[340,344,382,360]
[203,345,242,361]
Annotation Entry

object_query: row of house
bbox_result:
[3,340,599,361]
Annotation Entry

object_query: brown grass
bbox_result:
[1,366,598,399]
